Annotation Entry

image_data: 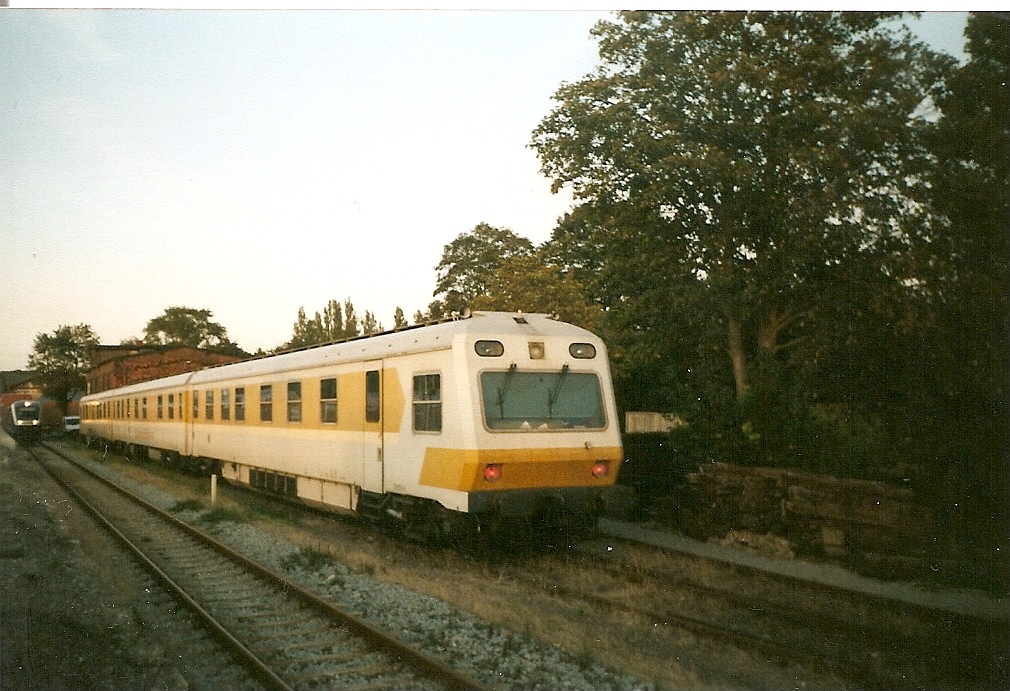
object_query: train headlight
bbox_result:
[591,460,609,478]
[569,342,597,359]
[475,340,504,357]
[483,463,502,482]
[528,342,545,359]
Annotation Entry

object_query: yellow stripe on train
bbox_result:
[419,446,623,492]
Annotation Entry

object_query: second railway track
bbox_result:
[29,442,488,691]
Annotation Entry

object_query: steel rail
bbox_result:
[35,442,490,691]
[30,445,292,690]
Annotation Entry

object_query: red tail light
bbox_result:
[591,460,609,478]
[483,464,501,482]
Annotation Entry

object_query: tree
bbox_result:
[283,298,387,350]
[287,306,327,349]
[926,12,1008,445]
[393,307,409,329]
[361,310,380,335]
[433,222,535,309]
[469,252,604,332]
[341,298,359,338]
[143,307,234,350]
[533,11,955,466]
[917,12,1009,578]
[27,324,99,412]
[414,300,448,324]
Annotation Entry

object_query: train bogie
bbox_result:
[79,312,624,542]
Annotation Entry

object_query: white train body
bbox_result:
[80,312,623,537]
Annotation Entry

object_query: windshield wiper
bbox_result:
[547,364,570,419]
[496,363,518,418]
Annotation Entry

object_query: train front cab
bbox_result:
[9,400,43,444]
[411,319,624,540]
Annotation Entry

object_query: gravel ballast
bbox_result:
[65,446,653,691]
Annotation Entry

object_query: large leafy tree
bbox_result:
[143,306,235,350]
[27,324,99,411]
[927,12,1008,445]
[433,222,535,312]
[533,11,955,463]
[431,221,602,329]
[918,12,1008,573]
[469,252,604,331]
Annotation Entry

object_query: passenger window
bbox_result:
[221,389,230,421]
[168,393,175,420]
[365,370,380,423]
[206,390,214,421]
[413,374,442,432]
[193,391,199,419]
[320,378,337,424]
[260,384,272,422]
[287,381,301,423]
[235,387,245,422]
[158,395,163,420]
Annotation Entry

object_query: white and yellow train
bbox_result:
[80,311,623,541]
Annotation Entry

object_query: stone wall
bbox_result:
[666,462,939,580]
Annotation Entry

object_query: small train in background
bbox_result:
[80,311,624,543]
[5,399,43,445]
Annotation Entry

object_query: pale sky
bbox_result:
[0,7,970,370]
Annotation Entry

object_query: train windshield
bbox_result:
[480,366,605,430]
[14,404,40,422]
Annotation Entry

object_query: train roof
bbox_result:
[82,312,602,399]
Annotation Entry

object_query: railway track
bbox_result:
[563,534,1007,690]
[29,443,488,691]
[33,437,1006,689]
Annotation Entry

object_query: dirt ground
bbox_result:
[0,441,186,691]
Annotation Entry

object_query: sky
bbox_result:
[0,7,970,370]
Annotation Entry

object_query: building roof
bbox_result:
[0,370,38,394]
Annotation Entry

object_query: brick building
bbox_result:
[1,370,46,413]
[0,371,44,401]
[85,344,246,394]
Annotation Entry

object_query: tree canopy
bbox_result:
[534,10,955,406]
[517,10,1008,585]
[284,298,389,350]
[27,324,99,410]
[143,307,235,350]
[433,222,535,312]
[526,10,971,472]
[915,12,1008,516]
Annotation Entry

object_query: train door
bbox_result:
[361,362,384,493]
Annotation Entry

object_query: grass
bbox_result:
[199,507,245,524]
[170,498,204,513]
[280,545,337,572]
